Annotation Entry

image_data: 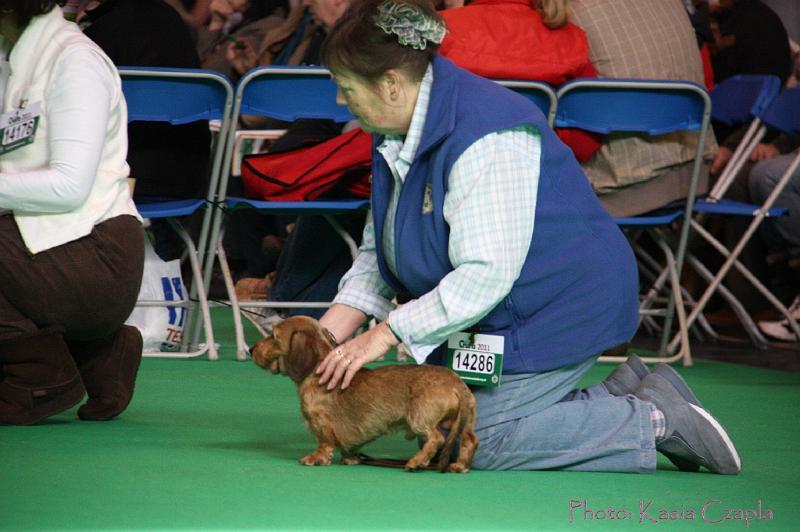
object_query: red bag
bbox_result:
[241,127,372,201]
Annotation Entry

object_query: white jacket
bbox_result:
[0,6,139,254]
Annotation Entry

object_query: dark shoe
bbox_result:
[68,325,143,421]
[603,355,649,396]
[635,373,741,475]
[0,327,85,425]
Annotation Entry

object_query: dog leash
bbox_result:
[357,453,442,471]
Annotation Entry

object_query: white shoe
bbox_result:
[757,295,800,342]
[243,307,283,336]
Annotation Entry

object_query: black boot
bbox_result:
[0,327,85,425]
[68,325,143,421]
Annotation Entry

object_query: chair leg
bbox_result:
[672,256,769,352]
[690,221,800,341]
[216,240,250,361]
[655,237,693,366]
[161,219,217,360]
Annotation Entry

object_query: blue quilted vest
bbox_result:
[371,56,639,373]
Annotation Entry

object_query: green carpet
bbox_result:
[1,309,798,531]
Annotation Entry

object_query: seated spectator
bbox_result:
[197,0,289,80]
[83,0,211,201]
[682,0,716,90]
[710,0,791,86]
[225,5,322,75]
[163,0,214,29]
[709,0,791,142]
[570,0,717,217]
[749,146,800,342]
[229,0,364,323]
[82,0,213,263]
[438,0,601,162]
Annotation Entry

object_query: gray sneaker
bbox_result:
[635,373,741,475]
[604,356,701,407]
[653,364,701,407]
[603,355,649,396]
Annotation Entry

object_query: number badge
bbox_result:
[446,332,504,387]
[0,101,41,156]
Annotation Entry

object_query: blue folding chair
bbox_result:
[671,87,800,352]
[704,75,781,202]
[495,80,557,127]
[667,75,789,348]
[120,67,235,360]
[204,66,369,360]
[556,79,712,366]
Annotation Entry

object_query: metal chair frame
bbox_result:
[120,67,235,360]
[202,66,367,361]
[668,87,800,352]
[555,78,713,366]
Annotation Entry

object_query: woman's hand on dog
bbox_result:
[316,321,399,390]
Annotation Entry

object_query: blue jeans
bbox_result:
[749,152,800,253]
[471,357,656,472]
[270,213,366,319]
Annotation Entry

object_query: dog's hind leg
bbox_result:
[448,394,478,473]
[449,429,478,473]
[405,405,447,471]
[340,447,362,465]
[405,427,445,471]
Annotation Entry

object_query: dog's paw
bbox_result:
[300,453,332,466]
[404,458,430,472]
[340,456,361,466]
[448,463,470,474]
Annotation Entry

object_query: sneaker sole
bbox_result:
[689,403,741,474]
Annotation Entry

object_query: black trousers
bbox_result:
[0,214,144,341]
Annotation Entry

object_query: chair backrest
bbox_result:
[495,80,557,127]
[216,66,354,208]
[555,78,710,136]
[705,75,781,201]
[119,67,234,125]
[759,86,800,136]
[554,78,712,278]
[710,74,781,127]
[236,66,353,123]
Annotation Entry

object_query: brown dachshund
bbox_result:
[251,316,479,473]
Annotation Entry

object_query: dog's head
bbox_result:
[251,316,334,383]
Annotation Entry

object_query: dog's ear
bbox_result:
[285,330,320,383]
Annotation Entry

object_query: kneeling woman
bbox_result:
[1,1,144,424]
[315,0,740,474]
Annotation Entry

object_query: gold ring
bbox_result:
[335,348,343,359]
[344,358,351,366]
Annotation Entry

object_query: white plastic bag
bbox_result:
[125,237,187,352]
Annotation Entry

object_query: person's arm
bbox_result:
[0,48,114,212]
[315,213,400,388]
[318,127,541,389]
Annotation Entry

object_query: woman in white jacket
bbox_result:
[0,1,144,424]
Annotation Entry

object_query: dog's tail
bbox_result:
[436,391,470,472]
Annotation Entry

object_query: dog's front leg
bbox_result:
[300,423,336,466]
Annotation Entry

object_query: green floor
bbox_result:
[2,309,799,531]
